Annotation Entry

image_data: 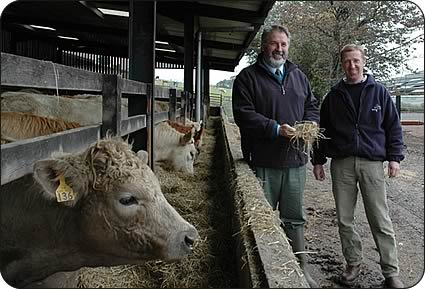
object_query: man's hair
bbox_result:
[340,44,366,62]
[261,25,291,49]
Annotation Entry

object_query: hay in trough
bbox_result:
[287,121,328,155]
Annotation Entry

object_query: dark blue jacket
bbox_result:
[232,55,319,168]
[312,74,404,165]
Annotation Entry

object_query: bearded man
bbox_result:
[232,24,320,287]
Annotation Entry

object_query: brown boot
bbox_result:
[384,276,404,288]
[340,264,361,285]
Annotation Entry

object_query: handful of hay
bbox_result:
[286,121,328,155]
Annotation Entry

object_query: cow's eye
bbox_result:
[119,196,138,206]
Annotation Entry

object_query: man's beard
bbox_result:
[264,52,286,68]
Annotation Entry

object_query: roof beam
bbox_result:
[158,35,244,52]
[157,2,265,24]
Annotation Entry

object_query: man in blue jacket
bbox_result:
[232,25,319,287]
[312,44,404,288]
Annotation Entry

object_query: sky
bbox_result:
[156,57,249,86]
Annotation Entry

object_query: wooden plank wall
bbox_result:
[1,52,188,185]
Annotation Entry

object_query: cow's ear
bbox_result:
[179,130,193,145]
[33,159,88,207]
[137,150,149,165]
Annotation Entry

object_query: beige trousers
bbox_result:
[330,156,400,277]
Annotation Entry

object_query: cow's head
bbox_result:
[174,130,198,174]
[32,137,199,262]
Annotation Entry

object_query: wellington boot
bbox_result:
[284,226,319,288]
[298,254,319,288]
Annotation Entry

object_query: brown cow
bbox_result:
[166,120,204,152]
[0,137,199,287]
[1,111,80,143]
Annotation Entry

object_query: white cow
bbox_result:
[0,137,199,288]
[154,121,198,174]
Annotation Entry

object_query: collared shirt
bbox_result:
[262,60,286,137]
[263,60,285,79]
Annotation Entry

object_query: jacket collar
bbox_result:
[333,73,376,92]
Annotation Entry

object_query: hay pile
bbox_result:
[77,119,235,288]
[287,121,327,155]
[224,121,308,288]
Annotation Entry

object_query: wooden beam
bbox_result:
[1,52,103,92]
[121,115,147,136]
[1,125,100,185]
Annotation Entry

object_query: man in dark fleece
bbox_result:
[312,44,404,288]
[232,24,319,287]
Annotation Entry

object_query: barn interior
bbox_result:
[1,1,274,89]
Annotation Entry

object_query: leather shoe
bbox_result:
[385,276,404,288]
[340,265,361,285]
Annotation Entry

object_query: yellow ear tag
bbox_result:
[55,175,76,202]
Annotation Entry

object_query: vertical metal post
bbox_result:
[181,91,187,123]
[147,83,155,171]
[169,88,177,121]
[196,30,202,123]
[395,87,401,119]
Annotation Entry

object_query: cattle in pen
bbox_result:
[166,119,204,152]
[0,137,199,288]
[154,121,198,174]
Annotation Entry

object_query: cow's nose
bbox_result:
[184,227,199,250]
[185,235,195,249]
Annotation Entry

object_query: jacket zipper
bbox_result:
[281,71,288,95]
[355,123,360,153]
[355,82,370,153]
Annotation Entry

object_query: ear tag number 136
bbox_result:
[55,175,76,202]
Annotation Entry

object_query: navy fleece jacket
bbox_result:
[232,55,319,168]
[312,74,404,165]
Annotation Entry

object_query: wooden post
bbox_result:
[102,74,122,138]
[128,0,156,153]
[169,88,177,121]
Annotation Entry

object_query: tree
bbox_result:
[246,1,424,99]
[216,77,235,88]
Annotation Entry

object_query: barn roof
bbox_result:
[1,0,276,72]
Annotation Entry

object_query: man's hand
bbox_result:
[313,164,325,181]
[388,161,400,178]
[279,123,296,138]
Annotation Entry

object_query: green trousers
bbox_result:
[330,156,400,277]
[254,166,306,228]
